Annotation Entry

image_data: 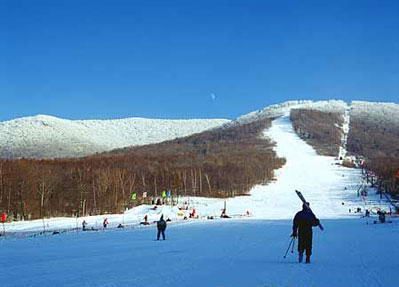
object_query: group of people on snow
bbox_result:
[80,214,168,240]
[81,218,110,231]
[78,202,323,264]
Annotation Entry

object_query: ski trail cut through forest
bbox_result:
[216,114,382,219]
[338,103,351,159]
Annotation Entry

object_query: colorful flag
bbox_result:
[161,190,167,198]
[166,190,171,197]
[131,193,137,200]
[1,213,7,223]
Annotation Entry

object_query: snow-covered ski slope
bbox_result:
[177,112,393,220]
[1,105,398,287]
[0,115,230,158]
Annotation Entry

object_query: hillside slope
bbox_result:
[4,113,391,233]
[1,111,397,287]
[0,115,230,158]
[0,118,284,219]
[2,100,397,219]
[347,101,399,159]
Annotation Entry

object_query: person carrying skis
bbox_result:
[291,202,320,263]
[156,214,167,240]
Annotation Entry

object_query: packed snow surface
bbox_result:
[0,115,230,158]
[2,112,397,287]
[2,219,397,287]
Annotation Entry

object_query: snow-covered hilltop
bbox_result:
[350,100,399,127]
[2,100,398,159]
[236,100,348,123]
[0,115,230,158]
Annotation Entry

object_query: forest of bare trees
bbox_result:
[347,112,399,197]
[0,119,285,220]
[363,158,399,196]
[290,109,343,156]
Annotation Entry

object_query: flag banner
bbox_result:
[1,213,7,223]
[131,193,137,200]
[161,190,167,198]
[166,190,171,197]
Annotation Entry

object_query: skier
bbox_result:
[156,214,167,240]
[103,218,109,229]
[82,220,87,231]
[220,208,230,218]
[140,215,150,225]
[377,210,386,223]
[291,202,320,263]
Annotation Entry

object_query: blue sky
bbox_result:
[1,0,398,121]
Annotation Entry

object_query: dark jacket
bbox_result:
[157,217,167,231]
[292,209,319,236]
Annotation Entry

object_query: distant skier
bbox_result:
[140,215,149,225]
[103,218,109,229]
[377,210,386,223]
[156,214,167,240]
[82,220,88,231]
[220,208,230,218]
[291,202,320,263]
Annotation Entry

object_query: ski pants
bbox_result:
[298,231,313,256]
[157,229,165,240]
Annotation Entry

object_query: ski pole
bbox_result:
[283,237,294,258]
[291,237,295,254]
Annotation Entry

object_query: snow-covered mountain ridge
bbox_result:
[236,100,349,123]
[1,100,398,159]
[0,115,230,158]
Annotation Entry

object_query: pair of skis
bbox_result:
[295,190,324,231]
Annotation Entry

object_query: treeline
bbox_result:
[363,157,399,197]
[0,119,285,220]
[347,111,399,196]
[347,116,399,159]
[290,109,343,156]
